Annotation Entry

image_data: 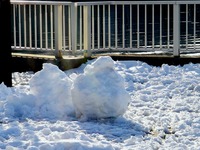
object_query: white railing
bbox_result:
[10,1,200,57]
[11,1,74,57]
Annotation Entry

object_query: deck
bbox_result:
[11,50,200,73]
[10,0,200,72]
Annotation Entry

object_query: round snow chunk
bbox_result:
[29,63,74,119]
[71,56,131,120]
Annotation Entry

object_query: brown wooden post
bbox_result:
[0,0,12,87]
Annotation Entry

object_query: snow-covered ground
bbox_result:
[0,56,200,149]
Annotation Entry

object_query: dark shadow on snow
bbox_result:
[74,116,148,142]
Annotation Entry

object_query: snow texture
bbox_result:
[0,56,199,149]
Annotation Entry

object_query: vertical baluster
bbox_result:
[145,4,147,48]
[19,5,21,48]
[80,6,82,50]
[24,5,27,48]
[130,4,132,49]
[92,5,94,50]
[115,4,118,48]
[45,5,48,49]
[68,5,72,51]
[98,5,100,49]
[40,5,42,49]
[152,4,154,49]
[108,4,111,48]
[194,4,196,50]
[122,4,125,49]
[160,4,162,49]
[34,5,37,49]
[137,4,139,48]
[186,4,188,50]
[63,5,66,51]
[103,5,106,49]
[167,4,170,49]
[29,5,32,49]
[50,5,53,49]
[13,5,16,48]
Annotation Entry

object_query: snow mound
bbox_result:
[29,63,75,119]
[71,56,131,120]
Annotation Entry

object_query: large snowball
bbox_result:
[29,63,74,119]
[71,56,131,120]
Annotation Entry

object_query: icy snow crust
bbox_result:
[0,56,199,149]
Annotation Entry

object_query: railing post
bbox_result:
[173,3,180,57]
[70,3,77,56]
[0,0,12,87]
[54,5,63,58]
[83,5,91,58]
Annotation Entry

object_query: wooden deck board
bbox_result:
[12,53,55,60]
[11,51,200,72]
[12,51,200,59]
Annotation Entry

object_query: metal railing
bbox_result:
[11,1,73,57]
[10,1,200,57]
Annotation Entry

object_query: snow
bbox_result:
[0,56,200,149]
[29,63,74,119]
[71,56,131,120]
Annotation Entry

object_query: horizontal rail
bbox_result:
[11,1,200,6]
[75,1,200,5]
[11,0,72,5]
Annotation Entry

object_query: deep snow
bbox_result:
[0,56,200,149]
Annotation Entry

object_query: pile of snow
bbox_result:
[29,63,75,118]
[71,56,131,120]
[3,56,130,121]
[4,64,75,120]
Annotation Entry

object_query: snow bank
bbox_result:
[3,56,130,121]
[71,56,131,120]
[1,58,200,149]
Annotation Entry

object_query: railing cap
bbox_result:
[76,1,200,5]
[11,0,200,5]
[11,0,72,5]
